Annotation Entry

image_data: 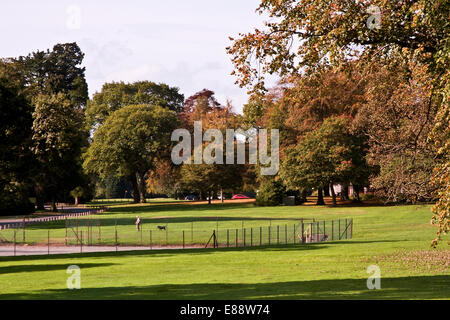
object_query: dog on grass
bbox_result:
[157,226,167,230]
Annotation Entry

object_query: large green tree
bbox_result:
[83,105,179,203]
[86,81,184,130]
[280,116,371,205]
[32,93,87,211]
[0,77,35,215]
[1,42,90,209]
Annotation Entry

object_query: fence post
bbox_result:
[268,226,271,245]
[183,230,185,249]
[345,219,348,239]
[216,218,219,243]
[115,229,118,252]
[285,225,287,244]
[80,231,83,254]
[22,217,25,243]
[338,219,341,240]
[243,228,246,247]
[277,225,279,244]
[47,230,50,255]
[166,225,168,246]
[141,227,143,246]
[227,229,229,248]
[65,217,68,246]
[351,218,353,239]
[14,230,16,256]
[251,228,253,247]
[323,221,326,240]
[260,226,262,246]
[235,229,238,248]
[98,220,101,245]
[317,221,319,241]
[191,222,193,244]
[301,222,305,244]
[149,230,152,250]
[87,218,90,246]
[293,224,296,244]
[332,220,334,240]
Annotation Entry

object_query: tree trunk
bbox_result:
[330,183,337,206]
[208,190,212,205]
[302,190,308,203]
[129,174,140,203]
[316,188,325,205]
[50,197,57,212]
[343,183,349,200]
[74,196,79,206]
[353,185,361,202]
[137,172,146,203]
[221,188,224,203]
[35,185,45,210]
[323,186,330,197]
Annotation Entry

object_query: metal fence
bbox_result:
[0,216,353,255]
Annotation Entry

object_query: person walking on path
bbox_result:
[136,216,142,231]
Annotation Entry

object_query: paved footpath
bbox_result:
[0,245,196,257]
[0,206,106,230]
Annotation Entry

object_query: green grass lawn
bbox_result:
[0,202,448,299]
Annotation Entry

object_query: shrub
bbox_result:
[255,179,285,206]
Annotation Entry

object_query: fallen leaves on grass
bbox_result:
[362,250,450,274]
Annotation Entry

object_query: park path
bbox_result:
[0,244,197,257]
[0,206,107,231]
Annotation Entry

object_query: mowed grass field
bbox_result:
[0,201,448,299]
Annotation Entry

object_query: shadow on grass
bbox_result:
[0,243,327,262]
[0,275,448,300]
[0,263,114,275]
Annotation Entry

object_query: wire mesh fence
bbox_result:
[0,216,353,255]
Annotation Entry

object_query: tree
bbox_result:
[3,43,88,107]
[32,93,87,211]
[86,81,184,129]
[177,90,248,203]
[0,77,35,215]
[146,159,182,198]
[255,178,285,206]
[227,0,448,93]
[353,57,437,203]
[429,85,449,247]
[83,105,179,203]
[280,116,371,205]
[1,42,90,210]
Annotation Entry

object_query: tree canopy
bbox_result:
[84,104,179,203]
[86,81,184,129]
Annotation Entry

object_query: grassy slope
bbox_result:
[0,203,448,299]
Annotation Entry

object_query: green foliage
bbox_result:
[86,81,184,129]
[32,93,87,201]
[0,182,34,215]
[255,178,285,206]
[1,42,90,210]
[83,105,179,203]
[4,43,88,107]
[0,77,34,215]
[280,116,371,193]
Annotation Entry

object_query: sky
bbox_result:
[0,0,274,113]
